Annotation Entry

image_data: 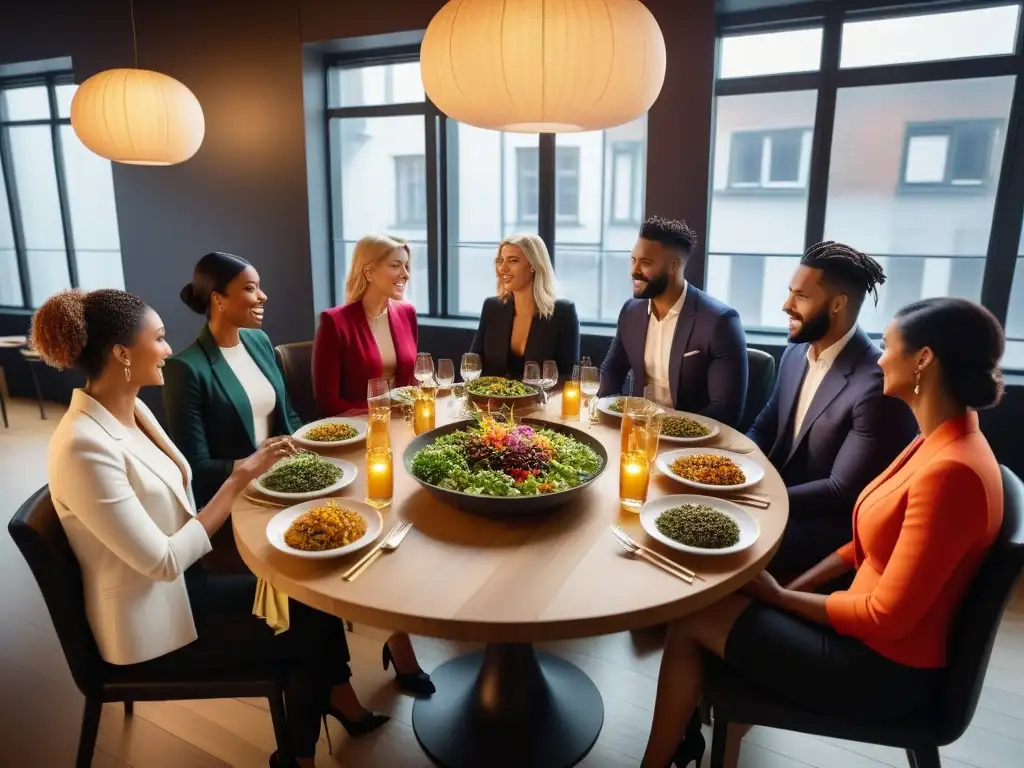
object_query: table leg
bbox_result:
[412,643,604,768]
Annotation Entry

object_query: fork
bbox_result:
[344,521,413,582]
[612,526,701,581]
[610,529,694,583]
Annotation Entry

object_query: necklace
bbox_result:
[365,302,388,321]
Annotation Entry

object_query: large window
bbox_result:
[0,76,123,308]
[327,56,648,322]
[711,2,1024,369]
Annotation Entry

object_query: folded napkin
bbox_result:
[252,577,290,634]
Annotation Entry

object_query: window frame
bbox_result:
[726,127,812,190]
[0,72,80,310]
[610,140,644,225]
[393,153,427,228]
[898,119,1003,191]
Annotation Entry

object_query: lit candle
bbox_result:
[561,381,581,419]
[413,393,436,435]
[366,447,393,509]
[619,449,650,512]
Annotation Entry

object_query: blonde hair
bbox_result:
[495,234,558,319]
[345,234,411,304]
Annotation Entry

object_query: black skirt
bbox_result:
[722,602,944,722]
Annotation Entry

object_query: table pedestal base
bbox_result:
[412,643,604,768]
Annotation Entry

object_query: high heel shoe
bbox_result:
[383,642,436,696]
[268,751,298,768]
[671,709,707,768]
[325,705,390,738]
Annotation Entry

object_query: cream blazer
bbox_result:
[48,390,213,665]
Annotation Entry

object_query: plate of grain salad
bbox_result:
[658,412,720,444]
[266,498,383,559]
[253,453,357,501]
[293,417,367,449]
[639,494,759,556]
[655,447,764,492]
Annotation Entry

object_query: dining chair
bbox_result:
[274,341,318,424]
[20,347,47,420]
[738,348,775,434]
[703,464,1024,768]
[8,486,293,768]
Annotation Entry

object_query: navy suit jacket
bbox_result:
[598,286,748,427]
[747,327,917,530]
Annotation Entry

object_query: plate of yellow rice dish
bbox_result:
[266,498,382,559]
[293,417,366,448]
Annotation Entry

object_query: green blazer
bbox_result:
[163,325,302,506]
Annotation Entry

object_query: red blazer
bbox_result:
[825,412,1003,668]
[312,301,418,416]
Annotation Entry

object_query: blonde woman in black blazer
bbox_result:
[471,234,580,380]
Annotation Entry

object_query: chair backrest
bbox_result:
[7,486,103,695]
[739,348,776,433]
[940,465,1024,742]
[274,341,318,424]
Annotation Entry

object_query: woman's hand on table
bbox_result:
[234,436,298,485]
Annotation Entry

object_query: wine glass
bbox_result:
[541,360,558,406]
[460,353,482,410]
[415,353,435,388]
[367,377,390,406]
[580,365,600,426]
[523,361,542,400]
[436,358,455,411]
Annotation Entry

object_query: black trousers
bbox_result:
[127,568,351,757]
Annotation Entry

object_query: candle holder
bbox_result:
[620,397,663,462]
[561,381,581,420]
[366,446,394,509]
[619,446,650,512]
[367,396,392,451]
[413,389,437,435]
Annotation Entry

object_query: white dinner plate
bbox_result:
[253,456,357,501]
[656,447,765,492]
[292,417,366,449]
[596,396,627,418]
[266,498,382,560]
[640,494,760,556]
[390,386,418,404]
[657,412,721,445]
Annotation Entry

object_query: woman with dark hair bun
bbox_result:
[34,289,385,767]
[639,297,1006,768]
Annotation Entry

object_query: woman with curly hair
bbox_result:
[33,289,388,768]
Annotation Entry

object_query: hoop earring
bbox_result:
[124,364,132,384]
[914,369,921,396]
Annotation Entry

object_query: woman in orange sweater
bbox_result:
[642,297,1006,768]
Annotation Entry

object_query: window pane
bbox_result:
[0,145,24,306]
[708,91,817,329]
[554,113,647,323]
[448,122,539,316]
[8,126,69,306]
[55,84,76,118]
[824,78,1013,335]
[328,63,424,108]
[331,115,428,312]
[841,6,1019,68]
[2,86,49,120]
[1005,234,1024,370]
[60,126,124,290]
[718,28,823,79]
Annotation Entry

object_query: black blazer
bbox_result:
[470,297,580,379]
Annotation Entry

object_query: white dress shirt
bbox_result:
[368,308,397,385]
[219,342,276,446]
[643,283,688,408]
[792,324,858,437]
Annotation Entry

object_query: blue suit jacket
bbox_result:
[598,286,748,427]
[747,327,917,533]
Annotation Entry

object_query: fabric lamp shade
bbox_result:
[70,68,205,165]
[420,0,666,133]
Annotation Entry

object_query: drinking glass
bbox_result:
[621,397,663,461]
[580,366,600,426]
[460,353,482,411]
[541,360,558,405]
[436,358,455,389]
[415,353,435,387]
[523,360,542,401]
[366,379,392,450]
[367,378,390,402]
[561,364,582,420]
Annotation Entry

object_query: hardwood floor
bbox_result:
[1,397,1021,768]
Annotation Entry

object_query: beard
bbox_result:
[632,271,671,300]
[788,304,832,344]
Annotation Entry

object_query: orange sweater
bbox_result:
[825,412,1002,668]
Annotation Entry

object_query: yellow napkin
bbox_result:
[252,577,290,634]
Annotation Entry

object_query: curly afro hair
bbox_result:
[30,289,150,379]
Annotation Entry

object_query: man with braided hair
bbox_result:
[748,241,917,577]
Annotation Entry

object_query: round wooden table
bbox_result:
[232,397,788,768]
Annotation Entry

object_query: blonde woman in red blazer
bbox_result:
[311,234,433,696]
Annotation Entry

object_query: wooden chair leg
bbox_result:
[27,362,45,420]
[710,717,729,768]
[76,697,102,768]
[268,687,293,764]
[123,701,134,716]
[908,746,940,768]
[0,387,8,428]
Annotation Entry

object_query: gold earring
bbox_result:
[124,363,132,383]
[914,370,921,396]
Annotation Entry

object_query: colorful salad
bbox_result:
[465,376,537,398]
[409,413,603,497]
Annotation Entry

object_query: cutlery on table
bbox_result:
[612,525,702,581]
[610,528,694,584]
[244,493,289,508]
[717,444,756,455]
[718,493,770,510]
[344,521,413,582]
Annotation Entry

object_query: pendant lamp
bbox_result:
[70,2,205,165]
[420,0,667,133]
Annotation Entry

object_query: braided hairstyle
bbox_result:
[30,289,150,379]
[801,241,886,314]
[639,216,698,257]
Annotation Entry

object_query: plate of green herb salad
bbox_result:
[639,494,759,556]
[404,411,607,514]
[253,452,356,502]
